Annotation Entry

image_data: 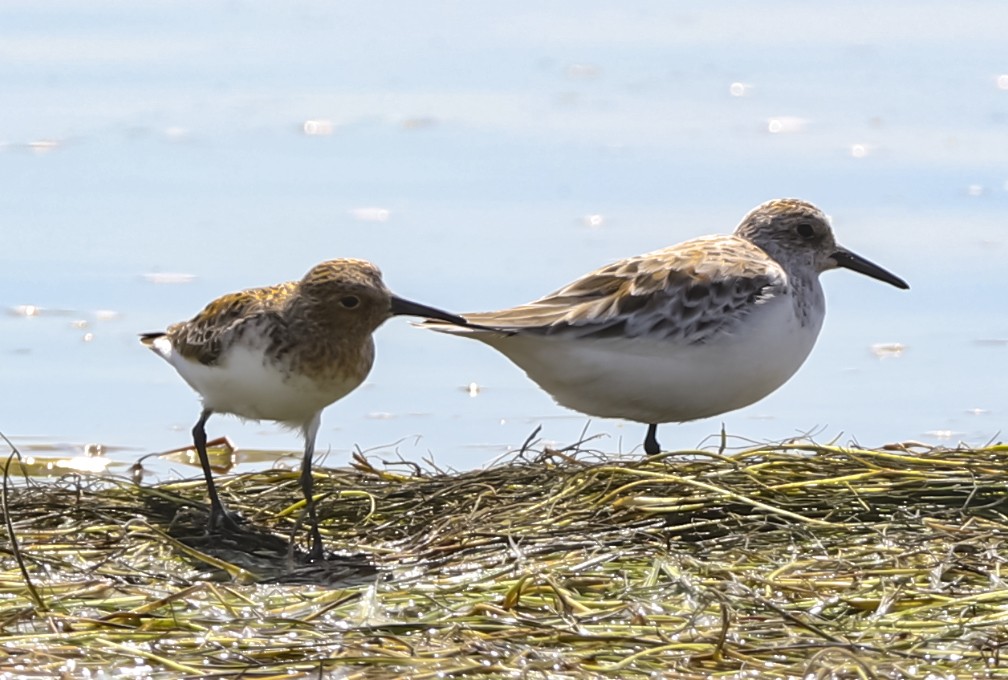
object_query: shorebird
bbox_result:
[142,258,466,561]
[422,199,909,455]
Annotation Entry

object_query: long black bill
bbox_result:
[832,248,909,290]
[390,295,469,326]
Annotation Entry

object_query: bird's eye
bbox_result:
[796,223,816,239]
[339,296,360,309]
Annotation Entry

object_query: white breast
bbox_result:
[150,336,363,425]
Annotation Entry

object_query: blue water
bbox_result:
[2,1,1006,479]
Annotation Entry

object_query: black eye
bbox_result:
[796,223,816,239]
[339,296,360,309]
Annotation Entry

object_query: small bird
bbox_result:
[142,259,466,561]
[423,199,909,455]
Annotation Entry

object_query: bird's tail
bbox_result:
[415,317,515,337]
[139,331,166,348]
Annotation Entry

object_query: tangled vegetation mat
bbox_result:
[2,438,1008,678]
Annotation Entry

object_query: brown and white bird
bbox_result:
[423,199,909,455]
[142,258,466,561]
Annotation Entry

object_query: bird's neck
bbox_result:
[789,272,825,328]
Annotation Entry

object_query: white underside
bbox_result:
[456,294,823,424]
[148,336,361,425]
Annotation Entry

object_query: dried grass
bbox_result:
[2,436,1008,678]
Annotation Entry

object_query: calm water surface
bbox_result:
[2,1,1006,479]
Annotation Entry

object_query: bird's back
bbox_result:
[141,280,373,424]
[427,235,790,344]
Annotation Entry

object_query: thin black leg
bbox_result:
[644,423,661,456]
[300,414,324,561]
[192,409,241,532]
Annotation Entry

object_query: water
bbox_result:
[1,1,1005,479]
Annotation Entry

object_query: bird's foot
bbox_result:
[305,542,325,563]
[644,424,662,456]
[208,504,245,535]
[304,526,326,563]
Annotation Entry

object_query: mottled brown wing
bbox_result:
[167,282,297,364]
[463,236,787,343]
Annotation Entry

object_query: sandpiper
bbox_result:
[142,258,466,561]
[423,199,909,455]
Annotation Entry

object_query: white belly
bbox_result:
[478,294,823,424]
[154,338,363,425]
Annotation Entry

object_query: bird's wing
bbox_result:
[439,236,787,344]
[163,282,297,365]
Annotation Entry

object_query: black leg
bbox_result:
[192,409,241,532]
[644,423,661,456]
[300,415,324,562]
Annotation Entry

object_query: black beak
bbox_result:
[832,248,909,290]
[389,295,468,326]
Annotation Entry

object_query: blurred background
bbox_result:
[1,1,1005,479]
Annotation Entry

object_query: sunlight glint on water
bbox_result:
[0,1,1005,479]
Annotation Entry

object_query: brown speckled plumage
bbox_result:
[151,259,390,384]
[141,258,466,561]
[460,235,783,343]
